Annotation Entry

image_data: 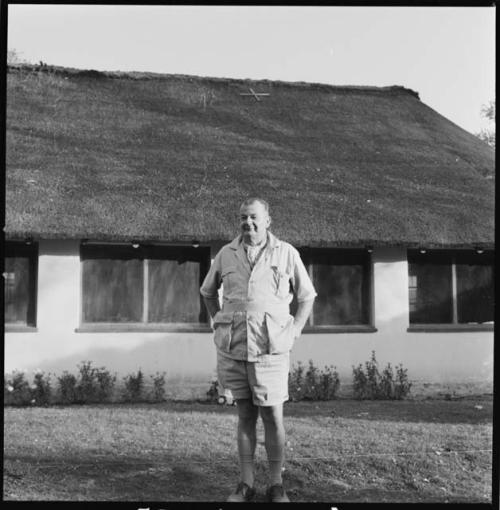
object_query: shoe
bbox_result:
[266,484,290,503]
[226,481,256,502]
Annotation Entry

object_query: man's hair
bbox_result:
[240,197,270,214]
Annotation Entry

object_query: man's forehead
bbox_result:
[239,201,267,215]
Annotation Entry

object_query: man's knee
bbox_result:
[236,398,259,423]
[259,404,284,425]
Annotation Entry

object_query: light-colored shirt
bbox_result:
[200,231,317,361]
[243,239,266,268]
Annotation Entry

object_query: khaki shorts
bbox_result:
[216,351,290,406]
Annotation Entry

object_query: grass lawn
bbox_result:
[3,397,493,503]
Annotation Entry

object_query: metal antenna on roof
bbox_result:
[239,88,270,102]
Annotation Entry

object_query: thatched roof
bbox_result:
[5,64,494,248]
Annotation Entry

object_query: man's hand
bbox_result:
[202,296,221,327]
[292,298,315,338]
[292,322,302,340]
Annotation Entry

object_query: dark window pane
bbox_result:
[5,258,30,323]
[456,256,494,324]
[314,264,368,325]
[82,247,143,322]
[148,260,201,322]
[147,246,208,323]
[81,244,209,325]
[408,251,453,324]
[298,249,370,326]
[4,243,37,326]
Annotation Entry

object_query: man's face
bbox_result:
[239,201,270,244]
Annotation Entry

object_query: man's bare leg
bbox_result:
[259,403,285,485]
[236,398,259,487]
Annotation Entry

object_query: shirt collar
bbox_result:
[229,231,281,250]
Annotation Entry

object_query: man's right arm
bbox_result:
[200,250,223,322]
[203,296,221,320]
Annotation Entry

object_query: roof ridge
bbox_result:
[7,63,420,99]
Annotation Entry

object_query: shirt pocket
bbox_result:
[213,311,234,352]
[272,267,292,297]
[265,313,295,354]
[221,266,237,295]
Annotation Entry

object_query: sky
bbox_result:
[7,5,496,135]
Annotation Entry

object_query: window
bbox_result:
[408,250,494,328]
[4,241,38,328]
[80,244,210,330]
[292,249,373,330]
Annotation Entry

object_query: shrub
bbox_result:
[31,371,52,406]
[150,371,166,402]
[288,360,340,401]
[365,351,381,399]
[4,371,32,406]
[288,361,305,401]
[55,362,115,404]
[56,372,78,404]
[70,361,115,403]
[352,363,368,399]
[352,351,412,400]
[379,363,395,399]
[75,361,99,403]
[123,369,144,402]
[304,360,321,400]
[318,365,341,400]
[95,367,117,403]
[394,363,412,399]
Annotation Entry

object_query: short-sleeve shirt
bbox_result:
[200,231,317,361]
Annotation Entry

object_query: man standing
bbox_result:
[200,198,316,502]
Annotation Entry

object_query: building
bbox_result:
[4,64,494,398]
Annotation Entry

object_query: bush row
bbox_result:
[4,361,167,406]
[351,351,412,400]
[5,352,412,406]
[286,351,411,401]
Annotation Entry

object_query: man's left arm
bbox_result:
[293,298,315,337]
[290,247,317,338]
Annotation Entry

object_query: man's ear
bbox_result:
[267,215,272,227]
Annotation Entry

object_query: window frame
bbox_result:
[77,242,212,333]
[4,240,38,332]
[407,249,494,333]
[297,248,376,334]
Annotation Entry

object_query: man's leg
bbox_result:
[259,403,285,485]
[236,398,259,487]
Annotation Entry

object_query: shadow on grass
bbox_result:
[283,399,493,425]
[98,397,493,425]
[4,452,234,501]
[4,452,477,503]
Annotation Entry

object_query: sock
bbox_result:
[237,422,256,487]
[264,425,285,485]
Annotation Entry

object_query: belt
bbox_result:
[222,301,290,315]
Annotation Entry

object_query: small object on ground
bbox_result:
[217,388,235,405]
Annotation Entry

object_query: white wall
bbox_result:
[4,242,493,397]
